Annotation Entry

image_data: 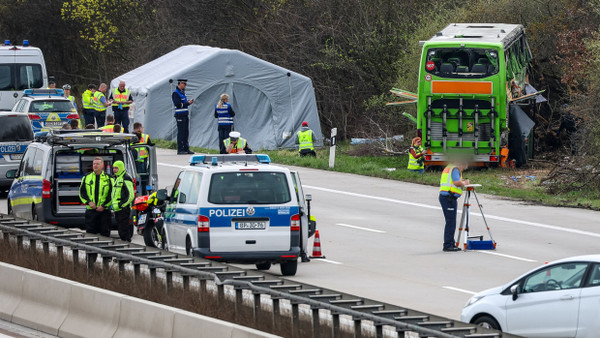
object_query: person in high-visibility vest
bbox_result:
[132,122,154,194]
[224,131,252,154]
[439,162,470,252]
[214,93,235,154]
[62,84,78,112]
[109,80,133,133]
[295,121,317,157]
[82,84,97,127]
[100,114,122,133]
[111,160,135,242]
[407,137,425,173]
[93,83,113,128]
[79,157,113,237]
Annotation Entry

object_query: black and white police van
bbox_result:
[161,154,316,276]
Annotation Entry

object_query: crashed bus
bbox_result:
[390,23,542,167]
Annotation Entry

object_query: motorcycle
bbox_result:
[132,189,168,249]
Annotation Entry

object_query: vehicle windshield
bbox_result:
[208,172,291,204]
[424,47,499,78]
[0,63,44,90]
[29,100,74,113]
[0,115,33,141]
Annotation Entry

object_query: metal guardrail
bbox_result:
[0,214,519,338]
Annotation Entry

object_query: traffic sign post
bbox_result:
[329,127,337,168]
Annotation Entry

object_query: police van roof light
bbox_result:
[189,155,206,165]
[23,88,65,96]
[211,157,218,166]
[4,40,9,46]
[22,40,29,47]
[256,154,271,163]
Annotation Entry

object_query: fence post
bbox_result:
[329,128,337,168]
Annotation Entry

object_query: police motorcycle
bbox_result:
[132,189,168,248]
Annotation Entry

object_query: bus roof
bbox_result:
[424,23,525,48]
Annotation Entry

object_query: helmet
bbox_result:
[302,121,309,127]
[62,84,71,90]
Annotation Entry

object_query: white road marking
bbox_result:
[313,258,343,265]
[443,286,477,295]
[304,185,600,239]
[336,223,386,233]
[158,162,185,168]
[475,250,537,262]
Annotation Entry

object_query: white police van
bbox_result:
[0,112,34,191]
[162,154,316,276]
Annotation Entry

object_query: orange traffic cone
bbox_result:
[310,230,326,259]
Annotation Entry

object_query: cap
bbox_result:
[301,121,309,127]
[62,84,71,90]
[229,131,241,139]
[177,79,188,84]
[48,79,55,84]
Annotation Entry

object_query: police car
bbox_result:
[6,130,157,227]
[161,154,316,276]
[11,89,80,132]
[0,112,34,191]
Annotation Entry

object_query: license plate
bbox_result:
[45,121,64,126]
[235,221,267,230]
[138,214,147,225]
[10,153,23,160]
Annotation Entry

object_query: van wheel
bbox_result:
[256,262,271,270]
[473,315,501,330]
[280,260,298,276]
[7,200,14,216]
[160,227,168,250]
[31,205,38,221]
[185,237,192,257]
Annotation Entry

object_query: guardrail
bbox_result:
[0,214,519,338]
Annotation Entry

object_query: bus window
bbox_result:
[425,48,499,78]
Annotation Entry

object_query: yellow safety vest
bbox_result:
[134,134,150,161]
[93,91,107,112]
[439,165,463,196]
[112,88,130,108]
[223,137,247,153]
[297,130,314,151]
[79,172,112,209]
[82,90,94,110]
[407,146,424,170]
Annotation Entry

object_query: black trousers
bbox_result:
[299,149,317,157]
[113,108,130,133]
[218,124,233,154]
[94,111,106,128]
[83,109,96,127]
[175,113,190,153]
[115,207,132,242]
[85,208,111,237]
[439,194,458,249]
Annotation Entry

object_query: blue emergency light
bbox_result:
[189,154,271,166]
[22,40,29,47]
[23,88,65,96]
[4,40,10,46]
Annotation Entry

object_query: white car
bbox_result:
[461,255,600,337]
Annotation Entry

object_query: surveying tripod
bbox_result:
[455,184,497,250]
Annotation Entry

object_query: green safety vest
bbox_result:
[407,146,424,170]
[297,130,314,151]
[112,88,130,108]
[223,137,247,153]
[439,165,463,196]
[93,91,107,112]
[79,172,112,209]
[111,173,134,212]
[82,90,94,110]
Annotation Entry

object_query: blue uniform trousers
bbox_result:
[175,113,190,153]
[439,194,458,249]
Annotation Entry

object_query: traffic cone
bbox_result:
[310,230,326,259]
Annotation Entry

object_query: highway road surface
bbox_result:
[2,148,599,322]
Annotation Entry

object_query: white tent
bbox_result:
[110,45,322,150]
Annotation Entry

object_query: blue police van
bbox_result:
[0,112,34,191]
[161,154,316,276]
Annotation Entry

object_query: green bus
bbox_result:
[391,23,538,167]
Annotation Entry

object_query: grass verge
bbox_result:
[154,139,600,210]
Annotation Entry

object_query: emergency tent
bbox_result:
[110,45,322,150]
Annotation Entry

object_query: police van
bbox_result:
[161,154,316,276]
[0,40,48,111]
[0,112,34,191]
[6,130,157,227]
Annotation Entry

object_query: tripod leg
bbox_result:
[456,192,469,248]
[473,191,496,247]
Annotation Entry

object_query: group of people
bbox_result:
[78,158,135,242]
[171,79,318,156]
[81,81,133,131]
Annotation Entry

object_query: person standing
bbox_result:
[132,122,154,194]
[79,157,112,237]
[110,81,133,133]
[439,162,470,252]
[62,84,77,111]
[223,131,252,154]
[93,83,113,128]
[111,160,135,242]
[214,93,235,153]
[295,121,316,157]
[407,137,425,174]
[100,114,121,132]
[172,79,194,155]
[82,84,96,126]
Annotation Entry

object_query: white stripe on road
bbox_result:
[336,223,386,233]
[313,258,343,265]
[304,185,600,239]
[158,162,185,168]
[443,286,477,295]
[475,250,537,262]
